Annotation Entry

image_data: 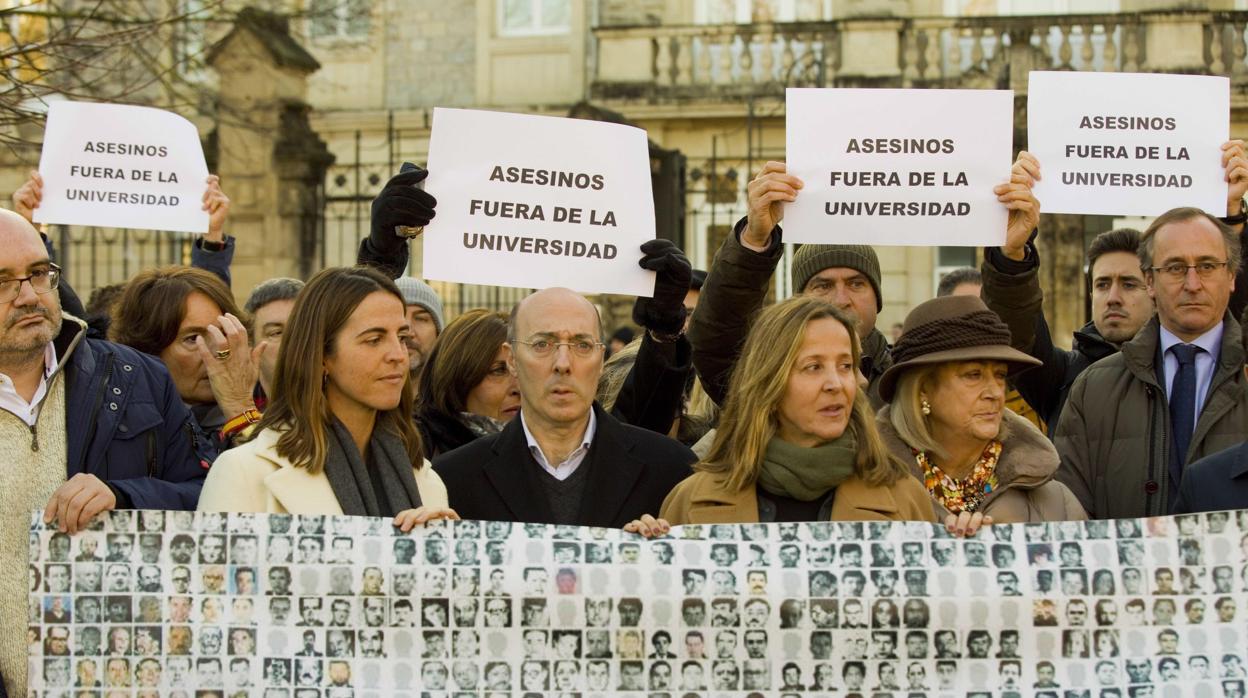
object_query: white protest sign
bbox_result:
[33,101,210,233]
[1029,71,1229,216]
[785,88,1012,246]
[422,108,656,296]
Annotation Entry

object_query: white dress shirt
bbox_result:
[520,408,598,481]
[1159,322,1223,414]
[0,342,57,427]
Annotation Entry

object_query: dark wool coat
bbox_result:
[433,403,696,528]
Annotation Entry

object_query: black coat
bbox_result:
[610,332,693,437]
[1015,318,1117,437]
[1173,442,1248,514]
[433,403,696,528]
[417,408,479,460]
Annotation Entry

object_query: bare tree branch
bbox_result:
[0,0,342,157]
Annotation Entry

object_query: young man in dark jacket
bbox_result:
[982,226,1151,436]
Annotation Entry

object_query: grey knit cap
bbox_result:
[790,244,882,311]
[393,277,444,333]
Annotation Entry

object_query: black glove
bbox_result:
[369,163,437,251]
[633,239,691,335]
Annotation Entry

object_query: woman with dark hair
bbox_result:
[197,267,454,526]
[109,266,260,446]
[416,309,520,458]
[872,599,900,628]
[1092,569,1117,596]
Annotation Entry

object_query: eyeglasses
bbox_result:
[512,338,604,358]
[1149,261,1230,281]
[0,264,60,303]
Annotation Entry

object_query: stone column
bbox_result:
[1007,31,1084,350]
[1036,213,1089,350]
[207,8,333,300]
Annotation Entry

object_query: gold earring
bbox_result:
[921,397,932,416]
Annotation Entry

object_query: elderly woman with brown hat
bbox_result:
[877,295,1085,536]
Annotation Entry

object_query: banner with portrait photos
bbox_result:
[26,510,1248,697]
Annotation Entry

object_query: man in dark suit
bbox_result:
[435,287,695,528]
[1174,442,1248,513]
[1173,314,1248,515]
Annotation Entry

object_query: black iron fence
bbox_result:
[54,225,195,308]
[319,125,535,320]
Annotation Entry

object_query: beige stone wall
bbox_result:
[473,0,588,107]
[301,1,588,113]
[300,2,479,112]
[212,28,327,300]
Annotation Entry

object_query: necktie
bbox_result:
[1168,343,1201,498]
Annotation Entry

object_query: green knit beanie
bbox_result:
[790,244,883,311]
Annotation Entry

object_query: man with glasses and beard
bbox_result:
[0,209,212,691]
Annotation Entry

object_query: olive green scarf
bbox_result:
[757,433,858,501]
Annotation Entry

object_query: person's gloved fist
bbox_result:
[369,164,437,249]
[633,239,691,335]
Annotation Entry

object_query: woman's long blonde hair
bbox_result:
[596,336,643,412]
[699,296,906,492]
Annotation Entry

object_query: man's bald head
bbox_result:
[0,208,48,284]
[506,287,605,431]
[509,287,604,343]
[0,207,41,243]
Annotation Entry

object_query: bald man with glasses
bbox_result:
[435,287,695,528]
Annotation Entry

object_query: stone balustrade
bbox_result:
[592,11,1248,101]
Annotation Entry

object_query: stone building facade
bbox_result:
[5,0,1248,339]
[297,0,1248,339]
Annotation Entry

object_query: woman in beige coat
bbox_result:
[638,297,935,532]
[876,295,1085,536]
[199,267,454,529]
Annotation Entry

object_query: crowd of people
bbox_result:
[2,137,1248,690]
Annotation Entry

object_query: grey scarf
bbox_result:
[324,418,423,517]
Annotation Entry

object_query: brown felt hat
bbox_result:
[878,295,1041,403]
